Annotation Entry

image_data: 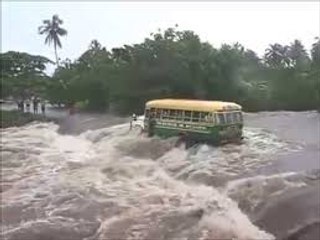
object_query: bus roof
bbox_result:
[145,99,242,112]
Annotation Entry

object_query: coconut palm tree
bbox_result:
[264,43,290,68]
[287,39,309,67]
[311,37,320,65]
[38,15,67,66]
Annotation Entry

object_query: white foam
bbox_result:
[225,172,306,212]
[1,122,284,239]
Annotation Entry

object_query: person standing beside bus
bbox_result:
[130,113,137,130]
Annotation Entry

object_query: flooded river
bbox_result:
[1,111,319,240]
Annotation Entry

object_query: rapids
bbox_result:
[1,111,319,240]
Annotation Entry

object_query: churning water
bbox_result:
[0,120,314,240]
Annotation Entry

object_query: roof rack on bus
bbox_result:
[145,99,242,112]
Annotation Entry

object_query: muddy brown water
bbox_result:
[1,109,319,240]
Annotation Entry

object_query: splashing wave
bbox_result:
[2,121,302,240]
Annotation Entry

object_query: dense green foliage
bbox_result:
[1,27,319,114]
[0,51,53,100]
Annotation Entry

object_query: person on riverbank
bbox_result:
[17,100,24,112]
[25,99,31,113]
[41,100,46,115]
[20,100,24,112]
[130,113,137,130]
[16,100,20,111]
[33,97,39,114]
[68,102,76,115]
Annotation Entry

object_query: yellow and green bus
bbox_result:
[143,99,243,145]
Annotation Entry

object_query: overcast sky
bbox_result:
[2,1,320,63]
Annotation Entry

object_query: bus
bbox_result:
[143,99,243,146]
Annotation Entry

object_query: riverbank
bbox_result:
[0,102,129,134]
[0,110,59,128]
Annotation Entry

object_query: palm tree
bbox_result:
[287,39,309,67]
[311,37,320,65]
[38,15,67,66]
[264,43,290,68]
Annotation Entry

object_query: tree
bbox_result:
[287,39,309,68]
[311,37,320,66]
[47,40,114,110]
[32,26,318,113]
[310,37,320,109]
[264,43,290,68]
[0,51,53,99]
[38,15,67,66]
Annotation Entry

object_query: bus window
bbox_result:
[169,110,177,120]
[217,113,225,124]
[156,109,161,119]
[214,113,218,124]
[208,113,215,123]
[226,113,233,123]
[161,109,169,119]
[233,112,242,122]
[184,111,192,122]
[239,112,243,122]
[192,111,200,122]
[199,112,210,122]
[145,109,150,118]
[150,108,155,117]
[199,112,205,122]
[176,110,183,121]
